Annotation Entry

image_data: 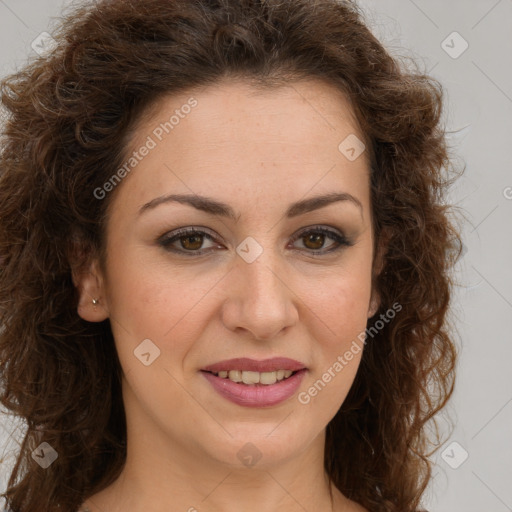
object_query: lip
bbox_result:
[201,357,307,373]
[201,368,307,408]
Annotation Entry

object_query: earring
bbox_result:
[92,298,99,305]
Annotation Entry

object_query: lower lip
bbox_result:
[201,369,307,408]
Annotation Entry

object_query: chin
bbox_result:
[199,420,315,469]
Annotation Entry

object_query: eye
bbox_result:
[157,225,353,257]
[289,226,353,255]
[157,227,222,256]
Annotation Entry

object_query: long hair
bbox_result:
[0,0,462,510]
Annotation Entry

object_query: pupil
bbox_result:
[304,233,324,250]
[182,235,202,250]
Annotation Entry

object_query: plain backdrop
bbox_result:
[0,1,511,511]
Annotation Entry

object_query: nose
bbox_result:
[220,252,299,340]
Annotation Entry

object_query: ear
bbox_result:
[367,293,380,318]
[72,258,109,322]
[367,227,390,319]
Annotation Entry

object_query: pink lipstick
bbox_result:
[200,357,307,408]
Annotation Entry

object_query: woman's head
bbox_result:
[76,74,378,481]
[0,1,460,511]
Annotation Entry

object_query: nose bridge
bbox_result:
[244,255,285,304]
[240,240,289,308]
[236,232,284,288]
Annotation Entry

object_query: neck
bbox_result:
[83,424,343,511]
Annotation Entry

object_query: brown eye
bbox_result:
[158,225,353,257]
[180,233,204,251]
[291,227,353,255]
[302,232,325,250]
[158,228,220,255]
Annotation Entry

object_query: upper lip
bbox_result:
[201,357,307,373]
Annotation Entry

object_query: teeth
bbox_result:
[260,372,277,385]
[242,371,260,385]
[228,370,242,382]
[213,369,294,385]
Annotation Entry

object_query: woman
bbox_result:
[0,0,462,511]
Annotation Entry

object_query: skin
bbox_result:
[75,78,381,512]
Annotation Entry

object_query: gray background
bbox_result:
[0,1,511,511]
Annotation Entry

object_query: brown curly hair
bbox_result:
[0,0,463,510]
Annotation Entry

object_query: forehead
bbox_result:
[111,78,371,218]
[133,77,366,154]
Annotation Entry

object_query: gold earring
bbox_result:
[92,298,99,305]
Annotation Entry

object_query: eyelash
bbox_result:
[157,225,354,257]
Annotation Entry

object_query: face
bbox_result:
[77,78,379,469]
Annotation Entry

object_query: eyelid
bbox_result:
[291,224,346,240]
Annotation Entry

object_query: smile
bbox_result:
[200,368,307,408]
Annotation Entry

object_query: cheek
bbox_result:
[104,250,227,366]
[312,274,369,320]
[306,275,369,382]
[296,277,369,420]
[300,257,373,342]
[104,263,212,424]
[295,258,371,405]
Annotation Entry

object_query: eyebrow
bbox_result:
[139,191,363,220]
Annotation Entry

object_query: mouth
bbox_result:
[200,357,307,407]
